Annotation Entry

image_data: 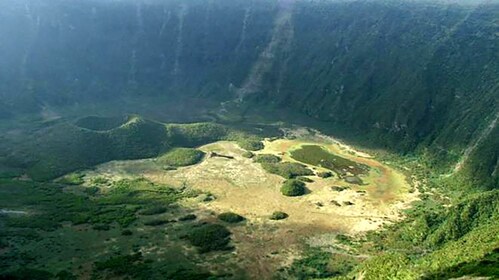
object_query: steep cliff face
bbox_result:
[0,0,277,107]
[0,0,497,188]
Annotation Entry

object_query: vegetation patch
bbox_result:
[94,253,151,278]
[56,172,85,185]
[291,145,369,177]
[270,211,289,220]
[218,212,245,223]
[237,138,264,151]
[178,214,197,221]
[156,148,205,167]
[254,154,281,164]
[143,219,173,226]
[139,206,168,216]
[286,249,357,279]
[317,171,333,178]
[241,151,254,158]
[281,179,307,197]
[262,162,314,179]
[185,224,232,253]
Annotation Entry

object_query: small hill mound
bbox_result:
[157,148,205,167]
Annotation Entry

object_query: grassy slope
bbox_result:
[0,177,238,279]
[1,116,267,181]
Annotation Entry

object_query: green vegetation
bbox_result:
[270,211,289,220]
[3,117,268,182]
[0,176,217,278]
[178,214,197,221]
[241,151,254,158]
[342,190,499,279]
[254,154,281,164]
[254,154,314,178]
[218,212,245,223]
[143,219,173,226]
[139,206,168,216]
[291,145,369,177]
[317,171,333,178]
[262,162,314,179]
[0,0,498,276]
[156,148,205,167]
[185,224,232,253]
[56,172,85,185]
[237,138,264,151]
[281,179,307,197]
[286,249,357,279]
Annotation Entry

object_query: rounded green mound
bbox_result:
[237,138,264,151]
[218,212,245,223]
[270,211,289,220]
[254,154,281,164]
[281,179,307,197]
[74,116,129,131]
[157,148,205,167]
[186,224,232,253]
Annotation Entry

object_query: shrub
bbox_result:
[94,253,149,277]
[156,148,205,167]
[262,162,314,179]
[186,224,232,253]
[218,212,245,223]
[237,138,264,151]
[178,214,197,221]
[281,180,306,196]
[121,229,133,236]
[143,219,172,226]
[317,171,333,178]
[242,151,254,158]
[92,224,110,231]
[270,211,289,220]
[254,154,281,164]
[139,206,168,216]
[58,173,85,185]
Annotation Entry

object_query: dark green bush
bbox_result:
[92,224,111,231]
[218,212,245,223]
[317,171,333,178]
[178,214,197,221]
[143,219,172,226]
[262,162,314,179]
[237,138,264,151]
[270,211,289,220]
[281,180,307,197]
[186,224,232,253]
[121,229,133,236]
[254,154,281,164]
[94,253,149,277]
[242,151,254,158]
[139,206,168,216]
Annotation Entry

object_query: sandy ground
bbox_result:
[84,129,419,278]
